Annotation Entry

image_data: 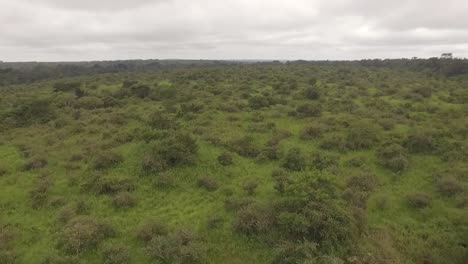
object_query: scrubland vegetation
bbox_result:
[0,59,467,263]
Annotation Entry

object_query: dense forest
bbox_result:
[0,59,467,263]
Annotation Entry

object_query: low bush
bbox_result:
[406,192,432,208]
[153,172,176,188]
[299,125,323,140]
[23,156,48,171]
[310,152,338,171]
[217,152,233,166]
[282,148,306,171]
[145,229,206,264]
[233,204,274,235]
[101,243,131,264]
[112,192,137,209]
[30,175,53,209]
[304,86,320,100]
[319,133,347,152]
[60,216,114,254]
[197,176,219,191]
[243,179,259,195]
[437,177,463,196]
[136,219,168,243]
[376,142,409,173]
[84,175,135,195]
[147,110,176,130]
[93,151,123,170]
[228,136,260,158]
[345,121,380,150]
[296,103,321,117]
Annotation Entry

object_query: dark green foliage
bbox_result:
[233,204,274,235]
[30,175,52,209]
[101,243,131,264]
[136,219,169,243]
[84,175,135,195]
[197,176,219,191]
[376,142,409,172]
[295,103,321,117]
[112,192,137,208]
[405,130,436,153]
[299,124,323,140]
[93,151,123,170]
[310,151,338,171]
[242,179,259,195]
[277,200,355,250]
[217,152,233,166]
[60,216,114,254]
[406,192,432,208]
[345,121,380,150]
[228,136,260,158]
[437,177,463,196]
[0,225,16,264]
[145,229,206,264]
[53,81,81,92]
[8,98,54,127]
[75,96,104,109]
[23,156,48,170]
[304,86,320,100]
[272,240,319,264]
[147,111,176,129]
[282,148,306,171]
[142,132,198,173]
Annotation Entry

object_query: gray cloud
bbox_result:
[0,0,467,61]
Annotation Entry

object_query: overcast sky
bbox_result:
[0,0,467,61]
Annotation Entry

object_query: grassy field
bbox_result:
[0,61,467,263]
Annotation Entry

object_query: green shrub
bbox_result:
[197,176,219,191]
[310,152,338,171]
[8,98,55,127]
[406,192,432,208]
[30,175,52,209]
[101,243,131,264]
[376,142,409,172]
[23,156,48,170]
[405,130,436,153]
[228,136,260,158]
[142,133,198,173]
[112,192,137,209]
[53,81,81,92]
[304,86,320,100]
[272,240,319,264]
[75,96,104,109]
[145,229,206,264]
[345,121,379,150]
[233,204,274,235]
[217,152,233,166]
[243,179,259,195]
[224,197,255,211]
[153,172,176,188]
[93,151,123,170]
[136,219,168,243]
[437,177,463,196]
[84,175,135,195]
[296,103,321,117]
[319,133,347,152]
[60,216,114,254]
[282,148,306,171]
[299,125,323,140]
[147,111,176,129]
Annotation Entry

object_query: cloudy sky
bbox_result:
[0,0,467,61]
